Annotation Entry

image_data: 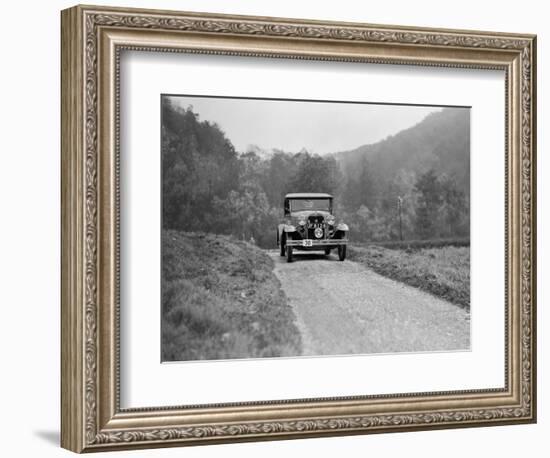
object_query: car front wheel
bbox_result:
[338,245,346,261]
[279,234,285,256]
[324,247,331,256]
[286,245,293,263]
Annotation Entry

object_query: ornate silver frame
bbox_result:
[61,4,536,453]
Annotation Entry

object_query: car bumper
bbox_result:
[286,238,348,247]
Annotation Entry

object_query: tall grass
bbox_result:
[162,230,302,361]
[362,238,470,250]
[350,245,470,309]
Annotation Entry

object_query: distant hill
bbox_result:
[334,108,470,196]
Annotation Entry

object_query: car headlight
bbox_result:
[298,219,306,226]
[326,218,335,225]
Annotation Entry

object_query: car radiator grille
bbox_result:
[307,216,326,239]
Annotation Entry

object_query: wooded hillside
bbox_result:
[335,108,470,240]
[162,98,470,247]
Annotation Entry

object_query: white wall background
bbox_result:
[0,0,546,456]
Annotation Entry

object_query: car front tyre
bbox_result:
[280,233,285,257]
[338,245,346,261]
[324,247,331,256]
[286,245,293,263]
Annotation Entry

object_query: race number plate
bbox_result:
[302,239,313,247]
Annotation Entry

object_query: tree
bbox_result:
[413,169,442,239]
[287,151,342,195]
[263,151,296,208]
[357,157,375,209]
[161,98,240,232]
[342,157,375,212]
[342,176,360,211]
[439,175,468,237]
[353,205,389,241]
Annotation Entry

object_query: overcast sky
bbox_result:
[168,95,441,155]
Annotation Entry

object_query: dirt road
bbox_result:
[268,251,470,356]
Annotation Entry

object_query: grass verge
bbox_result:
[358,238,470,250]
[349,245,470,309]
[162,230,302,361]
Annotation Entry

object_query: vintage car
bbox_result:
[277,193,349,262]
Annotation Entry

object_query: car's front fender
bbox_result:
[278,224,296,238]
[336,223,349,232]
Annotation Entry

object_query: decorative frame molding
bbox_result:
[61,4,536,453]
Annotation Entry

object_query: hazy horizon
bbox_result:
[167,95,443,156]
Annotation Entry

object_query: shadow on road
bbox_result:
[280,252,341,263]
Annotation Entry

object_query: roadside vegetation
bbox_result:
[349,244,470,309]
[162,230,302,361]
[362,237,469,250]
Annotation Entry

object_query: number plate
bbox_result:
[302,239,313,247]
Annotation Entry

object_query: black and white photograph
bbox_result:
[161,94,471,362]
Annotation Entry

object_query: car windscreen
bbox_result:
[290,199,331,213]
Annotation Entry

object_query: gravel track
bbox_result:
[268,251,470,356]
